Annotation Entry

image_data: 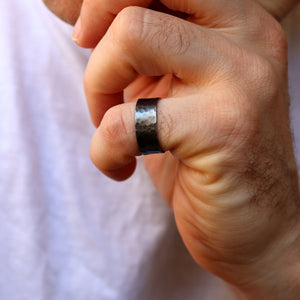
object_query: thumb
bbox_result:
[89,93,239,181]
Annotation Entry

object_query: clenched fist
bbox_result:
[70,0,300,298]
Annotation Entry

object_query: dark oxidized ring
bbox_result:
[135,98,164,155]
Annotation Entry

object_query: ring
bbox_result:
[135,98,164,155]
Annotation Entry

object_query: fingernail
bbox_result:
[72,16,81,42]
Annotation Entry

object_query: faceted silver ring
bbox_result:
[135,98,164,155]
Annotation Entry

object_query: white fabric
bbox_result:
[0,1,234,299]
[0,1,299,299]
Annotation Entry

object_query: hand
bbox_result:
[82,0,300,298]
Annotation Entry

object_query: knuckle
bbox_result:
[112,6,146,51]
[113,6,191,56]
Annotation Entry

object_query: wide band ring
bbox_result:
[135,98,164,155]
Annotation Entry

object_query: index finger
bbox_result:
[74,0,248,48]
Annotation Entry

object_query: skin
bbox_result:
[42,0,82,24]
[42,0,300,298]
[42,0,299,46]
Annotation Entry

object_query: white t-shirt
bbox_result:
[0,1,299,299]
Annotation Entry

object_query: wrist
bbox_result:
[230,211,300,299]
